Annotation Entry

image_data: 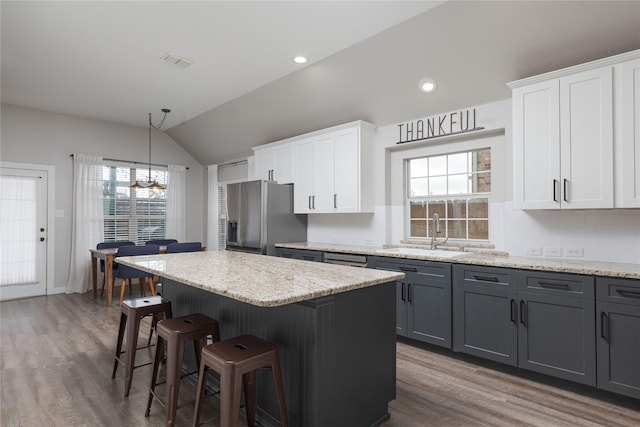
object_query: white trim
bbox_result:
[0,161,55,296]
[507,49,640,89]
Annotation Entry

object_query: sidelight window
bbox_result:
[407,149,490,240]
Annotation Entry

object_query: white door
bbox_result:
[333,126,360,212]
[560,66,613,209]
[512,80,560,209]
[0,167,48,300]
[312,133,336,212]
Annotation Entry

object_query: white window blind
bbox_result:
[102,164,168,245]
[0,175,37,286]
[218,185,226,250]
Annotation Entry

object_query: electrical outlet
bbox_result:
[525,247,542,256]
[565,247,584,257]
[543,247,563,257]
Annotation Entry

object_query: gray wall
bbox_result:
[0,104,205,292]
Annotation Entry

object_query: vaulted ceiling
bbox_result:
[2,1,639,165]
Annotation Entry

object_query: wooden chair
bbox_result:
[96,241,135,296]
[114,244,159,306]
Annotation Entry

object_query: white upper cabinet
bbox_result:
[559,67,613,209]
[252,140,294,184]
[615,58,640,208]
[509,50,639,210]
[293,122,374,214]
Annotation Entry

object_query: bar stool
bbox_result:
[192,335,288,427]
[145,313,221,427]
[112,296,173,397]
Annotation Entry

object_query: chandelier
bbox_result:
[130,108,170,190]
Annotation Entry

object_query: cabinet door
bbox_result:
[512,80,561,209]
[560,66,613,208]
[272,143,294,184]
[312,134,335,212]
[518,291,596,386]
[407,277,452,348]
[597,301,640,399]
[293,138,314,213]
[333,127,360,212]
[616,58,640,207]
[453,266,518,365]
[396,280,408,336]
[254,149,275,181]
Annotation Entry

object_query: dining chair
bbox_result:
[115,244,160,306]
[96,241,135,296]
[145,239,178,246]
[165,242,202,253]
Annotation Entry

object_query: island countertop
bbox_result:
[116,250,404,307]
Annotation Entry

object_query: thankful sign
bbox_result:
[396,108,484,144]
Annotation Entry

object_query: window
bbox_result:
[101,164,168,245]
[407,149,490,240]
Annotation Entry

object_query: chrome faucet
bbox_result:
[430,213,448,250]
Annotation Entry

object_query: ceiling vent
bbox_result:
[160,53,193,68]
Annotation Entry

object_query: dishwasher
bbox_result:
[323,252,368,268]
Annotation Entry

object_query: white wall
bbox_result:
[308,99,640,264]
[0,104,205,292]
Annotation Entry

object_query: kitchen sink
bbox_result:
[375,247,467,259]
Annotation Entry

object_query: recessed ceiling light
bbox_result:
[294,56,307,64]
[419,77,437,93]
[160,53,193,69]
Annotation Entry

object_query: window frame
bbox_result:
[101,160,168,245]
[405,148,491,242]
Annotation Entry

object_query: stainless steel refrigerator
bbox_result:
[225,180,307,255]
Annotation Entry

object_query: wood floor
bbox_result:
[1,293,639,427]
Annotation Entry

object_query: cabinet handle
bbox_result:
[616,289,640,299]
[334,194,337,209]
[473,275,499,282]
[553,179,558,202]
[399,266,418,273]
[302,255,315,261]
[407,283,412,303]
[520,300,527,326]
[538,281,571,291]
[308,196,312,210]
[601,312,609,341]
[401,282,406,302]
[563,179,569,202]
[283,253,293,258]
[312,195,315,209]
[510,299,516,323]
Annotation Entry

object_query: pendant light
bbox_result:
[130,108,171,190]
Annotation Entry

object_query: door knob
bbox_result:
[40,237,45,242]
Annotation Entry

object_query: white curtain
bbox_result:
[65,153,104,294]
[0,175,37,286]
[166,164,186,242]
[207,164,219,250]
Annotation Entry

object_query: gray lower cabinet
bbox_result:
[596,277,640,399]
[276,247,323,262]
[518,271,596,386]
[453,265,519,365]
[453,265,597,386]
[370,257,452,348]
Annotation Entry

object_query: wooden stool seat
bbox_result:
[193,334,288,427]
[112,296,172,397]
[145,313,220,427]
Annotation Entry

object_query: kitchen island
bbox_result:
[117,250,404,427]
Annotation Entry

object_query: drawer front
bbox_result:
[370,256,449,279]
[596,277,640,306]
[456,265,516,289]
[518,270,594,298]
[276,248,323,262]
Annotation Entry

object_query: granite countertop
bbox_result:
[275,242,640,280]
[116,250,404,307]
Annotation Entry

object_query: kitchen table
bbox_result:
[116,250,404,427]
